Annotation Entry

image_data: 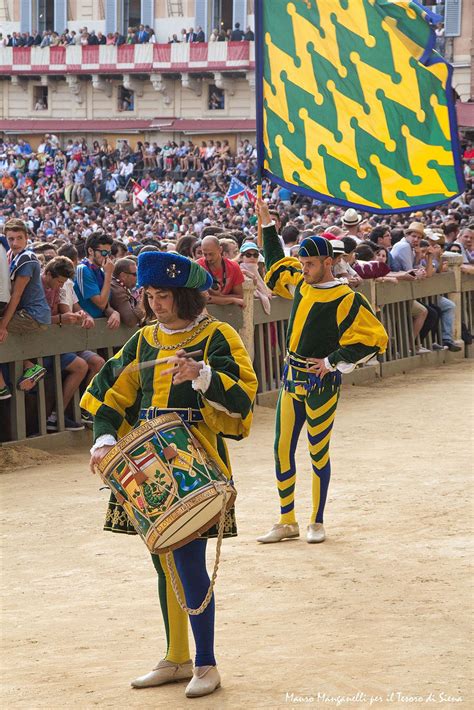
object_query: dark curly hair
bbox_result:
[142,287,207,325]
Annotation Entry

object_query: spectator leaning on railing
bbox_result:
[41,256,88,430]
[197,235,245,307]
[454,227,474,265]
[0,218,50,397]
[73,233,121,328]
[390,222,429,350]
[56,242,105,392]
[420,231,462,352]
[110,258,144,327]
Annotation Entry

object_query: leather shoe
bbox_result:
[185,665,221,698]
[131,659,193,688]
[444,341,462,352]
[257,523,300,543]
[307,523,326,543]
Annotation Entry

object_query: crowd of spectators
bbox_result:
[0,22,254,49]
[0,132,472,437]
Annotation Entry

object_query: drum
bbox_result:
[96,413,236,554]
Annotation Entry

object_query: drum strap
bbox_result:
[165,483,229,616]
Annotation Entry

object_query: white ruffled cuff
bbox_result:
[90,434,117,455]
[192,362,212,393]
[324,357,337,372]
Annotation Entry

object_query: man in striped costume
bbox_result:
[256,199,388,545]
[83,251,257,698]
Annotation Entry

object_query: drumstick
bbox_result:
[126,350,203,373]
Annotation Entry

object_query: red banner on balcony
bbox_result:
[82,45,99,65]
[12,47,31,65]
[153,43,171,65]
[227,41,249,62]
[50,46,66,65]
[190,43,208,63]
[117,44,135,64]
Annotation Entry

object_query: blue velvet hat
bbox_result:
[298,236,334,259]
[137,251,213,291]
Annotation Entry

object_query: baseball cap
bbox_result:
[240,241,260,254]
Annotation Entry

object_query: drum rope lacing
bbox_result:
[165,483,230,616]
[152,315,216,351]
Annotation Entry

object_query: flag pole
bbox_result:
[257,172,263,248]
[255,0,264,249]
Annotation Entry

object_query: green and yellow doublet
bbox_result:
[264,224,388,372]
[81,315,258,537]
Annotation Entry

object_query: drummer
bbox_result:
[83,252,257,699]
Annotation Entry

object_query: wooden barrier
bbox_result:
[0,270,471,444]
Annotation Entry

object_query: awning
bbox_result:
[0,117,257,135]
[150,118,256,134]
[0,119,156,134]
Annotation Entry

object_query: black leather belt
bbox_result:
[139,407,204,423]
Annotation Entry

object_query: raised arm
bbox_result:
[256,198,303,299]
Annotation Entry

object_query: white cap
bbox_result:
[331,239,345,254]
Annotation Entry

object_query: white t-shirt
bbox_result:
[0,243,10,303]
[59,279,79,309]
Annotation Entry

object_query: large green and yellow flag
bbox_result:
[255,0,465,213]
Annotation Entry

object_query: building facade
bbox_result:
[0,0,472,147]
[0,0,256,147]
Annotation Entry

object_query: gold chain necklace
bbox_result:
[152,315,216,350]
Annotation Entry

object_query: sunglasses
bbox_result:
[243,251,259,258]
[95,249,111,256]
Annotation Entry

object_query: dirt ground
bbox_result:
[1,363,473,710]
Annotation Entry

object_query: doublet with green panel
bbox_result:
[263,224,388,370]
[81,315,258,537]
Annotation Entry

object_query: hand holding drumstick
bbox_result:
[161,349,204,385]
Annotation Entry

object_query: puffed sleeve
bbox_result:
[197,322,258,440]
[328,291,388,367]
[80,330,143,441]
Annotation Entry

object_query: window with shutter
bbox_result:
[105,0,118,35]
[141,0,154,27]
[54,0,68,33]
[195,0,209,37]
[444,0,462,37]
[232,0,246,31]
[20,0,33,33]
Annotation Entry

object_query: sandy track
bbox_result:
[1,363,472,710]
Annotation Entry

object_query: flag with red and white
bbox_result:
[224,177,256,208]
[131,180,149,206]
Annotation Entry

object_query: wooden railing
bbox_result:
[0,303,241,445]
[252,266,473,404]
[0,269,472,445]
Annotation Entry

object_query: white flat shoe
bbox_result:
[257,523,300,543]
[185,665,221,698]
[307,523,326,543]
[131,659,193,688]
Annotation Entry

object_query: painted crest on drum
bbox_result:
[97,413,236,553]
